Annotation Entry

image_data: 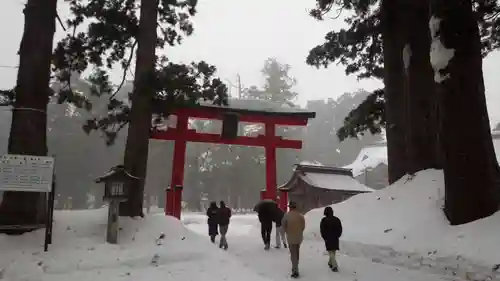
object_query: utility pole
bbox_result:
[236,74,242,99]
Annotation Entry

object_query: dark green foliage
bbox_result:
[0,0,228,145]
[476,0,500,55]
[82,60,228,145]
[308,0,500,139]
[308,0,500,78]
[0,0,228,144]
[308,0,382,80]
[337,89,385,141]
[0,89,15,106]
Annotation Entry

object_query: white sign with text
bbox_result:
[0,154,54,192]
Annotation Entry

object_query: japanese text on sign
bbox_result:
[0,154,54,192]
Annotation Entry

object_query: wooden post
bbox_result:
[106,199,120,244]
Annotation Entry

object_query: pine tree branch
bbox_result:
[109,40,138,100]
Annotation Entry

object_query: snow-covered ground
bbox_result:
[305,169,500,280]
[183,213,454,281]
[2,169,500,281]
[0,210,272,281]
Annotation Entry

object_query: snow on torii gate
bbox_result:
[150,99,316,219]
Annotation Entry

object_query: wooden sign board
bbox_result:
[0,154,55,192]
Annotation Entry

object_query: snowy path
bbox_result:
[182,213,455,281]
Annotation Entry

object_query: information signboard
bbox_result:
[0,154,55,192]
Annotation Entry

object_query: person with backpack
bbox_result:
[282,201,305,278]
[218,200,232,250]
[320,206,343,272]
[206,201,219,243]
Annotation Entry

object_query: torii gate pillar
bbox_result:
[165,113,188,219]
[261,122,288,211]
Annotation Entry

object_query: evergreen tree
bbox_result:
[310,0,500,224]
[308,0,500,182]
[0,0,58,228]
[0,0,229,218]
[245,58,298,105]
[119,0,160,217]
[430,0,499,224]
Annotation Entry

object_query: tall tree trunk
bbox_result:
[430,0,499,225]
[119,0,158,217]
[0,0,57,227]
[380,0,408,184]
[404,0,441,174]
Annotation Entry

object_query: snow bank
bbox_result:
[0,209,272,281]
[305,169,500,266]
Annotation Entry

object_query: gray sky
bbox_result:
[1,0,500,124]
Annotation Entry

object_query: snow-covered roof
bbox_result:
[300,172,374,192]
[280,164,374,193]
[95,165,139,183]
[343,145,388,177]
[344,134,500,177]
[298,160,324,166]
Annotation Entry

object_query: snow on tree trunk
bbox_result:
[119,0,159,217]
[381,0,441,183]
[430,0,500,225]
[403,0,441,174]
[0,0,57,228]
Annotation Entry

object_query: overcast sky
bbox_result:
[1,0,500,125]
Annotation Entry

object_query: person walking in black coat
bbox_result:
[320,206,343,272]
[218,201,232,250]
[256,201,275,250]
[206,201,219,243]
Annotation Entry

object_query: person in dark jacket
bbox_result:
[257,201,276,250]
[273,207,287,249]
[218,201,232,250]
[206,201,219,243]
[320,206,343,272]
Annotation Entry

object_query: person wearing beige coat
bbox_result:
[281,201,305,278]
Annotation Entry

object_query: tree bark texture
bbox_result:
[119,0,159,217]
[430,0,499,225]
[380,0,409,184]
[0,0,57,227]
[404,0,442,174]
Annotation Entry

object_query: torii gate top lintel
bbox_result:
[150,98,316,219]
[172,98,315,124]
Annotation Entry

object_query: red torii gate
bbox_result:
[150,99,315,219]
